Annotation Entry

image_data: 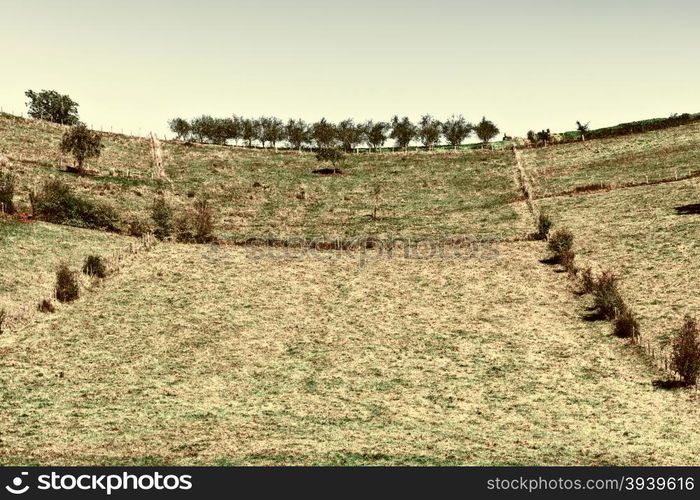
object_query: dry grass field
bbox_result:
[0,115,699,465]
[1,242,699,466]
[520,120,700,196]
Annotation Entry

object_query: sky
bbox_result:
[1,0,698,140]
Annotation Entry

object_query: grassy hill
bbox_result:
[0,113,699,465]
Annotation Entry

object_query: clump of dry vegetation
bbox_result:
[0,307,6,334]
[593,270,626,320]
[151,196,173,239]
[37,299,55,313]
[579,266,596,294]
[547,228,574,262]
[534,212,552,240]
[613,309,640,339]
[671,315,700,386]
[175,198,216,243]
[55,262,80,303]
[82,254,107,278]
[0,170,16,214]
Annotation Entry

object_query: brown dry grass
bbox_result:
[1,242,699,465]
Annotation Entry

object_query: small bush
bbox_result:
[579,266,596,294]
[613,309,640,338]
[559,250,577,276]
[82,255,107,278]
[535,213,552,240]
[593,270,626,319]
[176,199,216,243]
[151,196,173,239]
[37,299,55,313]
[0,170,16,214]
[55,263,80,303]
[128,217,153,237]
[193,199,215,243]
[31,179,119,231]
[547,228,574,261]
[0,308,6,334]
[671,315,700,386]
[315,148,345,166]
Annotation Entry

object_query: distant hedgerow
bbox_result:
[55,263,80,303]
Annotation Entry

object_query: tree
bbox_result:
[286,119,309,151]
[474,117,499,146]
[364,121,389,153]
[221,116,241,145]
[417,114,442,150]
[190,115,217,143]
[209,118,231,145]
[390,116,416,151]
[311,118,336,149]
[168,118,190,141]
[536,128,552,147]
[442,115,472,149]
[25,89,79,125]
[260,116,286,150]
[336,119,363,152]
[59,123,103,175]
[241,118,257,147]
[576,120,590,141]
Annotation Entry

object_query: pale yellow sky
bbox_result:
[1,0,698,139]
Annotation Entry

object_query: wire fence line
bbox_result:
[514,146,697,390]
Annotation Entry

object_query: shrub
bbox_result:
[579,266,596,294]
[55,263,80,303]
[82,255,107,278]
[176,198,217,243]
[671,315,700,386]
[559,250,577,276]
[315,148,344,166]
[593,270,626,319]
[193,198,215,243]
[613,309,640,338]
[31,179,119,231]
[37,299,55,313]
[151,196,173,239]
[535,213,552,240]
[0,170,15,214]
[128,217,153,237]
[547,228,574,259]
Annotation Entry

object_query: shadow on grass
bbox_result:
[539,256,560,265]
[652,379,687,390]
[675,203,700,215]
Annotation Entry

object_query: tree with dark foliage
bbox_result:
[60,123,103,175]
[25,89,79,125]
[474,117,499,146]
[442,115,472,149]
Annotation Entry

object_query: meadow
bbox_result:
[0,114,699,465]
